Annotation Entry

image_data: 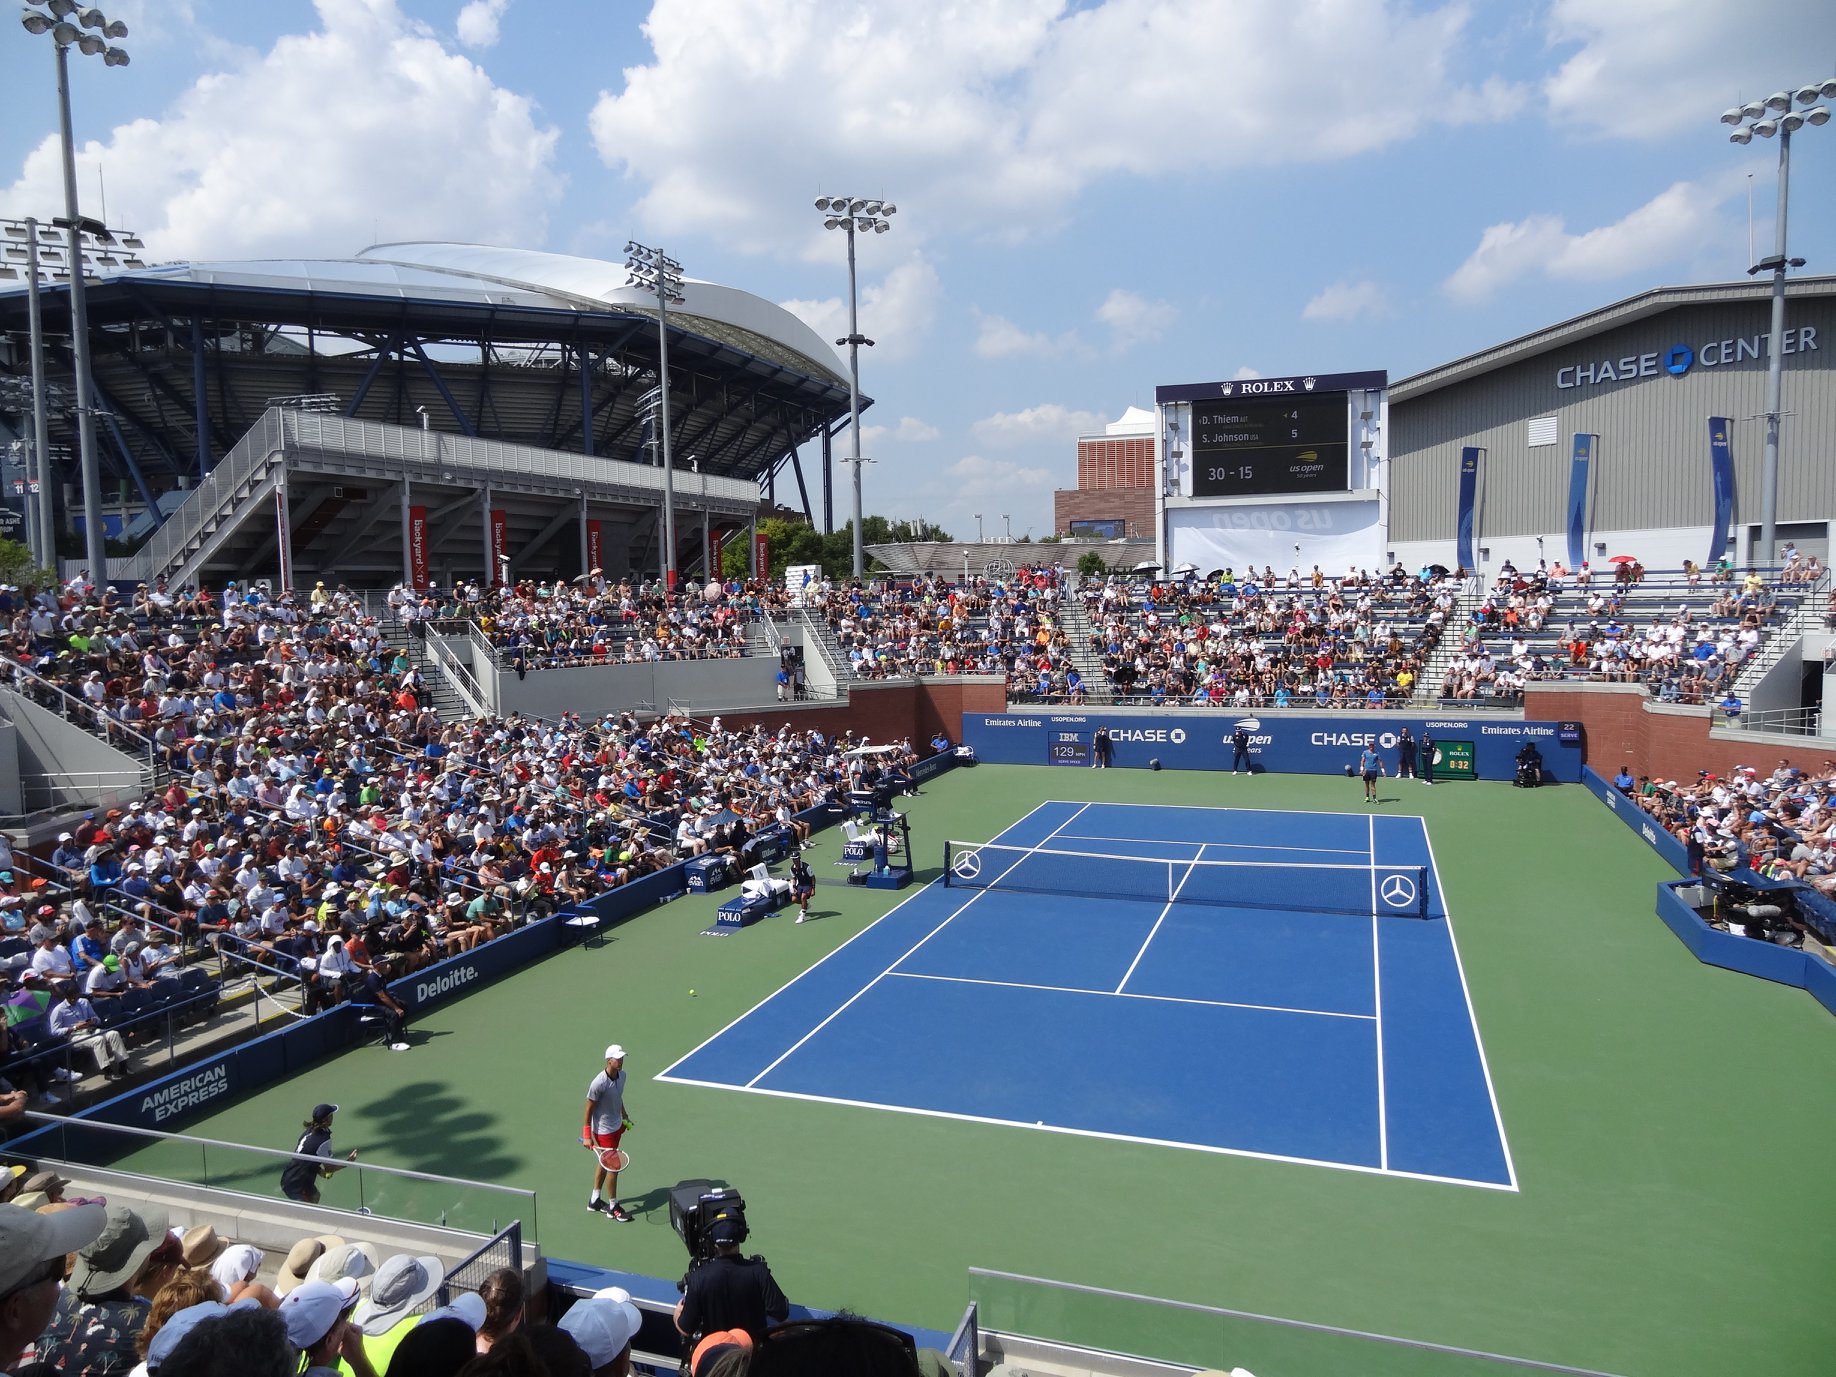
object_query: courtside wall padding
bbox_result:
[963,711,1582,781]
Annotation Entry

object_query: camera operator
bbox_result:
[674,1210,789,1344]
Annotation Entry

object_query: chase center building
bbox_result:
[1156,276,1836,579]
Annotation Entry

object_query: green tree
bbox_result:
[0,536,53,590]
[1076,550,1109,579]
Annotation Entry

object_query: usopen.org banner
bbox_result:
[1565,434,1594,569]
[963,712,1583,783]
[1707,417,1735,564]
[1456,447,1482,573]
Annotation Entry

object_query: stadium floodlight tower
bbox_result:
[624,240,685,591]
[1720,76,1834,566]
[814,195,895,578]
[20,0,132,581]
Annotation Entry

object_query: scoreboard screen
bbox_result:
[1190,394,1349,497]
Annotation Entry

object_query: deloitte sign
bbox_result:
[1556,326,1819,390]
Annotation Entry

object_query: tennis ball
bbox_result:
[689,988,697,997]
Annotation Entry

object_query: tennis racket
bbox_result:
[582,1140,630,1172]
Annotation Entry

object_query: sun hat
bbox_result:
[180,1224,229,1268]
[0,1199,105,1296]
[307,1240,380,1289]
[352,1253,445,1335]
[69,1201,171,1297]
[275,1233,344,1294]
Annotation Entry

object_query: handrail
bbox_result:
[0,658,162,767]
[7,1109,537,1202]
[414,624,493,718]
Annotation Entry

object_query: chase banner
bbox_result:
[1456,447,1482,573]
[1565,434,1594,569]
[1707,416,1735,564]
[964,712,1581,782]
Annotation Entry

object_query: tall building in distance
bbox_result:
[1054,406,1156,539]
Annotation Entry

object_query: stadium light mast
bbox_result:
[21,1,132,582]
[814,195,894,578]
[624,240,685,591]
[1721,76,1834,565]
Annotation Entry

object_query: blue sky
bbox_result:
[5,0,1835,541]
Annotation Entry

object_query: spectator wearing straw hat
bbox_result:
[0,1200,107,1369]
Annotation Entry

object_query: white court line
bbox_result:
[1114,855,1200,994]
[1419,819,1520,1192]
[971,840,1378,871]
[891,967,1373,1020]
[1052,833,1371,857]
[655,799,1060,1082]
[1369,812,1389,1172]
[1057,799,1429,827]
[647,1073,1519,1193]
[741,802,1092,1090]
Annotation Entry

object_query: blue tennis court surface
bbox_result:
[658,801,1516,1190]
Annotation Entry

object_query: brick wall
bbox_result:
[1524,682,1832,782]
[1053,486,1156,539]
[1077,434,1155,489]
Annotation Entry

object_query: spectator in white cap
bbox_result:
[280,1277,371,1377]
[583,1044,633,1222]
[0,1199,106,1368]
[558,1286,642,1377]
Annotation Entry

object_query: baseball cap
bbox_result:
[0,1199,106,1296]
[691,1329,754,1377]
[311,1102,338,1121]
[420,1290,486,1331]
[558,1287,641,1367]
[145,1298,263,1371]
[279,1276,362,1348]
[604,1044,626,1061]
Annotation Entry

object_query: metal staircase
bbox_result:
[1732,570,1831,698]
[1055,599,1114,703]
[1411,582,1485,704]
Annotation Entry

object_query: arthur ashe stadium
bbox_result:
[0,235,1833,1377]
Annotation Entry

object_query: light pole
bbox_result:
[1002,514,1012,542]
[1721,76,1834,565]
[973,513,983,543]
[22,2,131,582]
[814,195,894,577]
[624,241,684,590]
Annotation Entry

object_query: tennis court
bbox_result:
[660,801,1514,1189]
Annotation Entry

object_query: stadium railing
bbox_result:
[966,1268,1628,1377]
[4,1110,538,1240]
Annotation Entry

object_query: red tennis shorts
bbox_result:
[592,1127,625,1150]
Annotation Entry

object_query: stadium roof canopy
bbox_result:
[0,239,861,527]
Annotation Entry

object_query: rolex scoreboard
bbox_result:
[1189,391,1350,498]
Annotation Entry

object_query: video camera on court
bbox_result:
[670,1180,748,1274]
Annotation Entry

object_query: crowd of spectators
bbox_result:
[386,575,764,669]
[0,1179,652,1377]
[1078,563,1450,708]
[0,575,931,1104]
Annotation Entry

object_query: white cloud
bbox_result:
[780,255,939,359]
[1442,177,1739,303]
[0,0,561,263]
[972,403,1108,448]
[972,310,1079,359]
[1095,288,1175,350]
[1231,366,1264,381]
[895,416,939,441]
[1302,279,1388,321]
[587,0,1522,247]
[456,0,511,48]
[1542,0,1836,135]
[941,454,1056,500]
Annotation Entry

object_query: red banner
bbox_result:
[754,532,769,580]
[408,505,429,590]
[489,508,508,585]
[585,519,603,575]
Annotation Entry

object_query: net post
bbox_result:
[1416,865,1429,919]
[943,840,954,888]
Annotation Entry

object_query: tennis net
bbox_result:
[942,840,1430,919]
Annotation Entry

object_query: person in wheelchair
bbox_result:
[1514,741,1543,788]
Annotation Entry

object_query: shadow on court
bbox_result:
[352,1080,525,1179]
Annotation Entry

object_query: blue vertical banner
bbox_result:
[1565,433,1594,569]
[1455,447,1482,573]
[1707,416,1735,564]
